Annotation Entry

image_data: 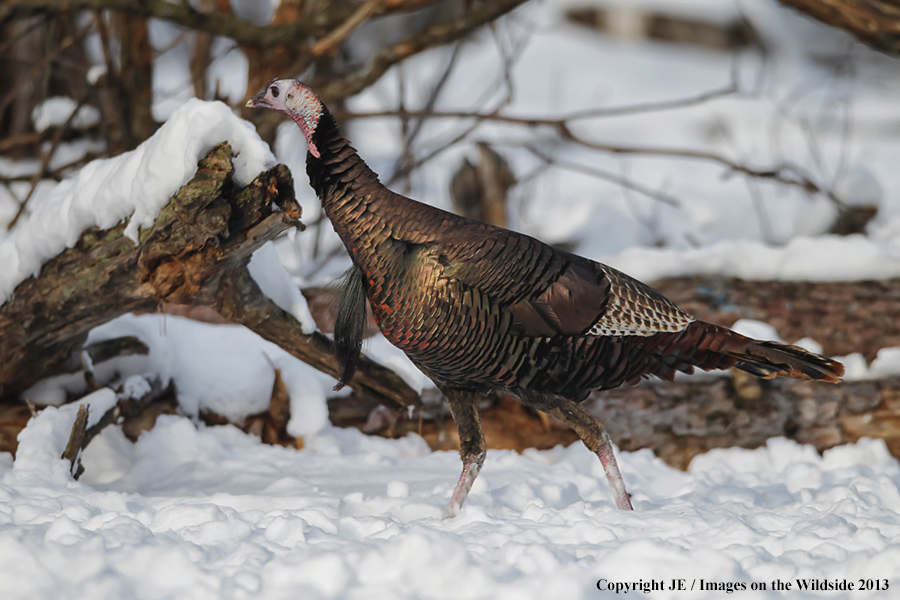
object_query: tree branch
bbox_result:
[2,0,452,49]
[778,0,900,55]
[0,143,420,410]
[339,82,844,208]
[320,0,530,99]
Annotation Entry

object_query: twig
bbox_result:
[558,126,846,207]
[745,176,775,245]
[386,26,527,185]
[0,16,94,121]
[61,403,89,479]
[320,0,529,100]
[0,13,47,54]
[525,146,682,208]
[340,83,739,123]
[618,160,666,247]
[2,0,450,49]
[8,96,89,228]
[309,0,382,56]
[391,41,465,186]
[0,149,104,185]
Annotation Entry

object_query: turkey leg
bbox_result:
[529,397,634,510]
[440,387,488,519]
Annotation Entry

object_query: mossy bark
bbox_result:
[0,143,420,410]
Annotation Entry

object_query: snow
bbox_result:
[2,412,900,599]
[25,313,334,435]
[31,97,101,133]
[248,242,317,334]
[839,347,900,382]
[362,333,433,394]
[0,99,276,305]
[601,235,900,283]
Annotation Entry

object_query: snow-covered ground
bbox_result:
[3,0,900,597]
[3,399,900,599]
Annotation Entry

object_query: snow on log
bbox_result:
[0,99,277,305]
[0,126,420,412]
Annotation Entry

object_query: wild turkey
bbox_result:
[247,80,844,517]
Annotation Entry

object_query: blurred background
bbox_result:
[2,0,900,464]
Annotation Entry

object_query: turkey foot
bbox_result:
[596,430,633,510]
[443,450,486,519]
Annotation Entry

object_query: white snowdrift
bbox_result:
[2,407,900,599]
[0,99,276,305]
[25,313,332,436]
[4,99,320,423]
[603,235,900,283]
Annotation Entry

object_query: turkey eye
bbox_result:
[270,86,279,98]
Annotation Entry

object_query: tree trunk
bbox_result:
[589,374,900,470]
[0,143,420,410]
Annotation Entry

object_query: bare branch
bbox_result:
[342,85,843,207]
[778,0,900,55]
[339,82,739,123]
[391,41,465,186]
[0,150,104,185]
[555,124,845,207]
[320,0,530,100]
[2,0,449,49]
[8,95,89,228]
[526,147,682,209]
[309,0,383,57]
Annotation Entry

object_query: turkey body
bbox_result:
[307,110,837,399]
[249,80,844,517]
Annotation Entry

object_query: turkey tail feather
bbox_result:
[333,264,367,390]
[734,340,844,383]
[686,321,844,384]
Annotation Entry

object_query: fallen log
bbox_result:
[0,143,420,410]
[3,142,896,469]
[589,374,900,470]
[319,274,900,468]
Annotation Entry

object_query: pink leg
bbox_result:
[596,429,633,510]
[528,398,634,510]
[439,386,487,519]
[443,451,486,519]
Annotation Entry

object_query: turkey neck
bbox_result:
[307,109,375,228]
[305,109,432,272]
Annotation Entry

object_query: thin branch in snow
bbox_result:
[8,95,90,229]
[341,82,740,123]
[320,0,529,101]
[61,403,89,479]
[525,146,682,209]
[309,0,384,57]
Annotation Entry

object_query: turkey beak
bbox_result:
[246,91,268,108]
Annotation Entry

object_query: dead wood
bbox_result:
[330,374,900,470]
[0,142,420,411]
[61,403,89,478]
[590,376,900,470]
[322,275,900,468]
[649,276,900,362]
